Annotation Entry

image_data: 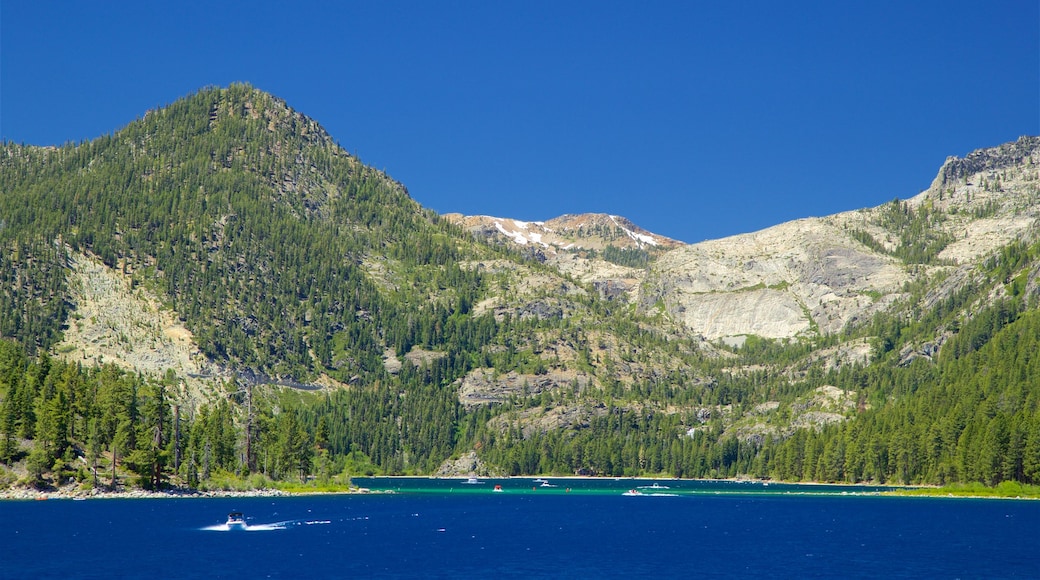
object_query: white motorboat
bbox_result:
[225,512,247,530]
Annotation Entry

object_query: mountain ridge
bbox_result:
[451,136,1040,343]
[445,212,684,251]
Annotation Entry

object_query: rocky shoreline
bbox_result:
[0,485,291,501]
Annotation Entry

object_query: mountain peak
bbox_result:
[932,135,1040,190]
[444,212,683,254]
[123,84,409,222]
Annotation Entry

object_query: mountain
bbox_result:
[1,85,1039,491]
[451,137,1040,344]
[1,84,476,389]
[642,136,1040,343]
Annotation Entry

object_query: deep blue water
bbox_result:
[2,479,1038,579]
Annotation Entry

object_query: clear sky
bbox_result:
[2,2,1037,243]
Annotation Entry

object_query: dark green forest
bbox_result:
[1,85,1038,492]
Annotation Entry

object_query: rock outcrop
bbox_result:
[55,252,217,406]
[434,451,497,477]
[641,218,907,340]
[931,136,1039,187]
[724,385,859,444]
[456,368,591,408]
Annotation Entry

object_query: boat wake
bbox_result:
[201,519,333,532]
[622,489,679,497]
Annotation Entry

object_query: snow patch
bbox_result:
[494,221,529,245]
[609,215,658,247]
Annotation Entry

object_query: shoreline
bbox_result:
[362,475,1040,500]
[0,486,290,501]
[3,475,1036,501]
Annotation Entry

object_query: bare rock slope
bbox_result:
[641,218,907,340]
[55,252,217,405]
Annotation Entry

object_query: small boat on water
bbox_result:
[622,489,643,496]
[462,477,483,484]
[493,484,503,492]
[225,512,247,530]
[637,482,670,490]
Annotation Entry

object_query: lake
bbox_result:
[2,478,1037,578]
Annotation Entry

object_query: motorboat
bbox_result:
[493,484,503,492]
[622,489,643,496]
[462,477,483,484]
[225,512,247,530]
[637,482,670,490]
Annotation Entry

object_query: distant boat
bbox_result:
[540,481,556,488]
[493,484,503,492]
[533,478,548,484]
[225,512,247,530]
[637,482,670,490]
[622,489,643,496]
[462,477,483,484]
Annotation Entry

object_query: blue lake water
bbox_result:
[2,478,1038,578]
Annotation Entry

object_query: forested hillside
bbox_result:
[1,85,1038,492]
[0,83,482,382]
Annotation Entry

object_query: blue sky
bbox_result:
[2,2,1037,243]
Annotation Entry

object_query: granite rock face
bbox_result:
[434,451,496,477]
[933,136,1039,186]
[641,218,907,340]
[456,368,591,408]
[55,252,216,406]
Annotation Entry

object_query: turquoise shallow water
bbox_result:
[2,480,1038,578]
[352,475,900,496]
